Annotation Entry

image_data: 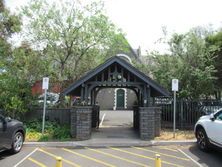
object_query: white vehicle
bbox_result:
[194,109,222,151]
[38,92,59,105]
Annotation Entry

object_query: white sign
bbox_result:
[172,79,179,91]
[42,77,49,90]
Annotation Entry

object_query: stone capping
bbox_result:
[70,106,92,140]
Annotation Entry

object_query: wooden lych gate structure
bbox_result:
[63,56,169,140]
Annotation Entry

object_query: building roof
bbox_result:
[62,56,170,96]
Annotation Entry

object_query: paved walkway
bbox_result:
[93,110,138,140]
[99,110,133,127]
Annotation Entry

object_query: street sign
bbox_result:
[42,77,49,134]
[172,79,179,138]
[42,77,49,90]
[172,79,179,91]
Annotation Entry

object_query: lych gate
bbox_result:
[63,56,169,140]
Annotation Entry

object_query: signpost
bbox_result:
[42,77,49,134]
[172,79,178,138]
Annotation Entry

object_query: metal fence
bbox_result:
[150,97,222,129]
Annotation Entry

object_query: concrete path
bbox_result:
[99,110,133,127]
[93,110,137,140]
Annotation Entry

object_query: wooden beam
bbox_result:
[88,81,145,86]
[115,63,117,73]
[101,71,104,81]
[121,68,124,81]
[127,72,130,81]
[81,85,84,100]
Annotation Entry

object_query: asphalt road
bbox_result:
[1,145,222,167]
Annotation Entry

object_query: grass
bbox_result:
[155,129,195,140]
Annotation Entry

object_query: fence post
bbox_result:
[180,100,184,129]
[155,154,161,167]
[56,157,62,167]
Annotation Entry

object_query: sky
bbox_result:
[6,0,222,54]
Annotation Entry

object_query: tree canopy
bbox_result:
[0,0,31,117]
[143,27,217,99]
[21,0,130,88]
[206,31,222,99]
[1,0,222,117]
[1,0,131,116]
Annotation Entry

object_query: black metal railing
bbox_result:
[149,97,222,129]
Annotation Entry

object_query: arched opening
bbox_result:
[93,88,138,139]
[96,88,137,110]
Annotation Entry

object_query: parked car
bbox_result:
[194,108,222,151]
[199,105,222,115]
[0,114,25,153]
[38,92,59,106]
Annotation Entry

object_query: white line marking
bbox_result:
[178,149,203,167]
[99,113,106,127]
[13,147,39,167]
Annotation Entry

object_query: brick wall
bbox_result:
[139,107,161,140]
[70,106,92,140]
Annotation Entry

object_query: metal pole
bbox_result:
[42,88,47,134]
[173,91,176,138]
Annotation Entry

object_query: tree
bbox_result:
[0,0,21,70]
[144,27,216,99]
[0,41,45,118]
[0,0,30,117]
[206,31,222,99]
[21,0,128,91]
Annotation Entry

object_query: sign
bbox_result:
[172,79,179,138]
[172,79,179,91]
[42,77,49,90]
[42,77,49,134]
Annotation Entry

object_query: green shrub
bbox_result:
[25,119,70,141]
[53,124,70,140]
[39,134,49,141]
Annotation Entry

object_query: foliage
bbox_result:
[25,130,42,142]
[25,119,71,141]
[1,0,131,114]
[144,27,217,99]
[21,0,130,91]
[0,42,46,118]
[0,0,30,118]
[206,31,222,99]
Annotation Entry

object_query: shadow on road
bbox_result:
[0,150,13,160]
[92,127,139,139]
[189,144,222,167]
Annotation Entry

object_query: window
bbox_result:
[215,111,222,121]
